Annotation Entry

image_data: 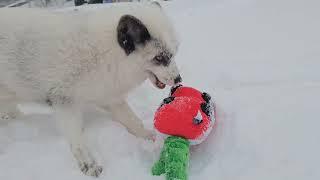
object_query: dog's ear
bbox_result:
[117,15,151,55]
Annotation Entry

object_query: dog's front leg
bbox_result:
[107,100,154,139]
[54,105,103,177]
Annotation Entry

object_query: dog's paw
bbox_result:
[132,128,156,141]
[0,112,18,121]
[79,162,103,177]
[0,114,11,120]
[144,130,157,141]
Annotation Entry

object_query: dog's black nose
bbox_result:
[174,75,182,84]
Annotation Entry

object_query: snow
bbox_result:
[1,0,320,179]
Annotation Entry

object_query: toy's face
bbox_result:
[154,85,215,145]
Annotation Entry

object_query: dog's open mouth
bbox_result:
[148,71,166,89]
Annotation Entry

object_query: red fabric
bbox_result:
[154,86,212,141]
[172,86,203,101]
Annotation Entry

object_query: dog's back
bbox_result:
[0,8,80,100]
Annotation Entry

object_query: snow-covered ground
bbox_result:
[1,0,320,179]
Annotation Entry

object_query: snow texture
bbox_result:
[1,0,320,179]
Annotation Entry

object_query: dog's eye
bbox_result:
[152,52,172,66]
[154,55,164,65]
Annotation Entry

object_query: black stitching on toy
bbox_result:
[170,84,182,95]
[201,102,211,117]
[202,92,211,103]
[163,96,175,104]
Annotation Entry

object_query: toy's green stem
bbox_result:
[152,136,190,180]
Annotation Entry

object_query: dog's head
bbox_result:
[117,3,181,89]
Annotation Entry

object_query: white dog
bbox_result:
[0,2,181,177]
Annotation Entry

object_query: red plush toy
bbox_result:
[152,85,216,180]
[154,85,216,145]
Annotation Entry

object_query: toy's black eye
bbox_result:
[170,84,182,95]
[193,110,203,125]
[193,118,203,125]
[163,96,175,104]
[202,92,211,103]
[201,102,211,117]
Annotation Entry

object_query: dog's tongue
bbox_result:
[156,80,166,89]
[148,72,166,89]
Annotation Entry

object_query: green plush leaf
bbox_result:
[152,136,190,180]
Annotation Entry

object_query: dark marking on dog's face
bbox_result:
[117,15,151,55]
[146,41,181,87]
[152,50,173,66]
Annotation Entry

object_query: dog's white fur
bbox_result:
[0,2,179,177]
